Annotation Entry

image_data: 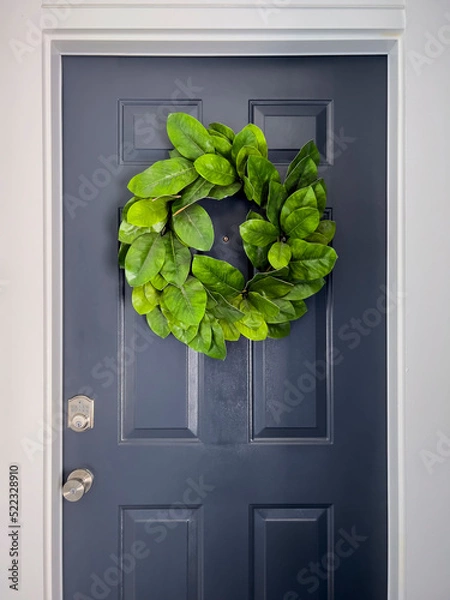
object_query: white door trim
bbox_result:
[42,30,404,600]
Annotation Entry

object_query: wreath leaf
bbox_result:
[127,197,169,228]
[284,156,318,194]
[239,220,279,247]
[172,178,214,215]
[267,322,291,339]
[284,207,320,240]
[246,155,281,206]
[268,241,292,270]
[162,277,207,326]
[125,233,166,287]
[172,204,214,251]
[208,122,235,143]
[167,112,215,160]
[289,240,338,281]
[160,232,192,286]
[192,256,245,298]
[146,307,170,339]
[128,157,198,197]
[194,154,237,186]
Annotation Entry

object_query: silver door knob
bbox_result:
[62,469,94,502]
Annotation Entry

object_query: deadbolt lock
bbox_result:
[68,395,94,432]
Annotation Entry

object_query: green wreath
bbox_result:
[118,113,337,359]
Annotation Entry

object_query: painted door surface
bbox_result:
[63,56,387,600]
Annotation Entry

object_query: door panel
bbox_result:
[63,56,387,599]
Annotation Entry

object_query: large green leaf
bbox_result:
[166,112,215,160]
[247,274,293,299]
[247,292,280,320]
[161,303,199,344]
[266,298,296,324]
[132,285,158,315]
[284,156,318,194]
[208,292,244,322]
[242,241,270,270]
[151,272,169,291]
[119,220,152,244]
[243,176,254,202]
[267,322,291,339]
[192,255,245,297]
[188,317,213,353]
[286,139,321,176]
[125,233,166,287]
[289,240,338,281]
[266,181,287,228]
[313,179,327,215]
[236,145,261,179]
[172,178,214,215]
[194,154,237,186]
[208,122,235,142]
[172,204,214,251]
[207,181,242,200]
[268,241,292,269]
[146,307,170,338]
[127,197,169,228]
[291,300,308,320]
[144,282,161,307]
[284,207,320,240]
[239,219,279,247]
[280,187,318,229]
[160,232,192,286]
[306,220,336,245]
[246,155,281,206]
[118,242,129,268]
[204,319,227,360]
[162,277,207,326]
[218,319,240,341]
[231,125,258,162]
[128,157,198,197]
[234,303,269,341]
[247,210,264,221]
[211,135,232,159]
[284,279,325,300]
[246,124,268,158]
[122,197,139,220]
[170,322,199,345]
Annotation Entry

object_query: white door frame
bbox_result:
[46,31,404,600]
[2,2,449,600]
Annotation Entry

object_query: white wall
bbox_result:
[405,1,450,598]
[0,2,45,599]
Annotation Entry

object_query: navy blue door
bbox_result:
[63,56,387,599]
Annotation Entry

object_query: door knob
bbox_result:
[62,469,94,503]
